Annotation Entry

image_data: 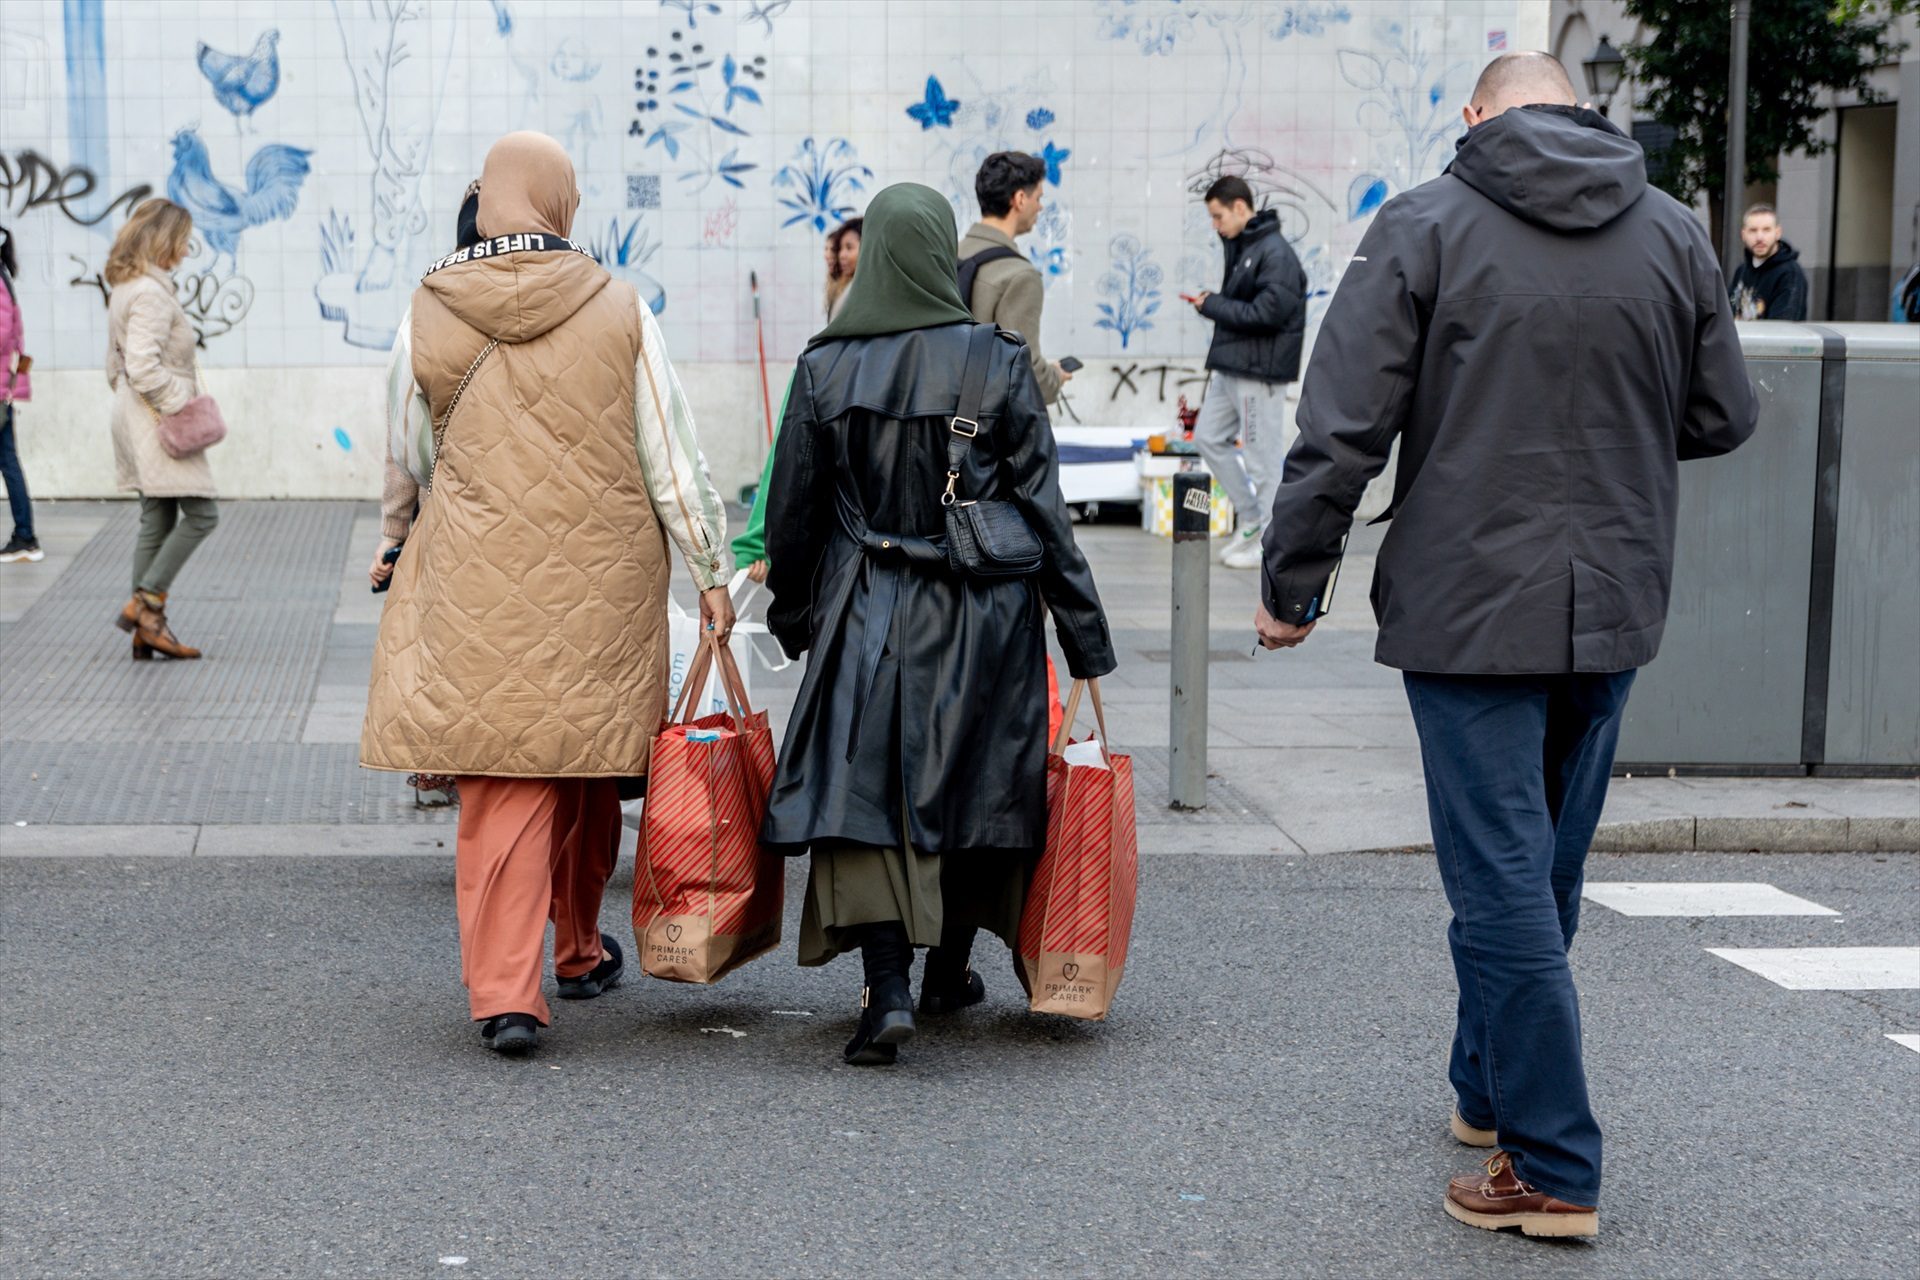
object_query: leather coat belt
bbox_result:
[835,495,946,761]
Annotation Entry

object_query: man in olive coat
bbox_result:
[1255,53,1757,1238]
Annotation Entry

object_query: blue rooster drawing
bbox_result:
[167,128,311,270]
[197,30,281,124]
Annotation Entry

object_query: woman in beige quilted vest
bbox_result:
[104,198,219,660]
[362,133,734,1056]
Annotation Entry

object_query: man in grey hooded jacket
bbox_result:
[1255,54,1756,1238]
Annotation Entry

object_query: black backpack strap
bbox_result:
[942,323,998,507]
[956,245,1025,308]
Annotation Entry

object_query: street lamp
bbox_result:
[1583,36,1626,116]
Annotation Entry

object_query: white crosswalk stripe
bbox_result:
[1591,880,1917,1056]
[1706,947,1920,990]
[1583,882,1839,916]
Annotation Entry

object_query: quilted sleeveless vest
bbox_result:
[361,248,671,778]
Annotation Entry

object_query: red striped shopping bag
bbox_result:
[1015,678,1139,1020]
[633,634,782,984]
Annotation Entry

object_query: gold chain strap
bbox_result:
[426,339,498,494]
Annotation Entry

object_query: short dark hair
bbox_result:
[1742,203,1778,222]
[976,152,1047,217]
[1203,176,1255,210]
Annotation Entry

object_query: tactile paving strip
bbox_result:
[0,742,443,825]
[1125,747,1273,826]
[0,502,352,744]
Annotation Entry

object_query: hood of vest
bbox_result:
[420,247,612,343]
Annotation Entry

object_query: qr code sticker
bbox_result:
[627,174,661,210]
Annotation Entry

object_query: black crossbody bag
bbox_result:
[942,324,1044,578]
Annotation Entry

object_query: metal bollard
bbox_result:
[1169,470,1211,810]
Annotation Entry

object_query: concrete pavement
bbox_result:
[1,501,1912,856]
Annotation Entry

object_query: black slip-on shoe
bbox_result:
[919,969,986,1016]
[481,1013,540,1056]
[557,934,624,1000]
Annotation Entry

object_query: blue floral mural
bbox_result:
[314,0,450,350]
[660,0,720,29]
[1039,140,1071,186]
[582,214,667,314]
[774,136,873,233]
[1095,0,1353,153]
[906,75,962,129]
[1337,19,1469,197]
[1025,106,1055,131]
[633,32,765,190]
[1095,234,1162,349]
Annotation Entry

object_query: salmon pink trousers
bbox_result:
[453,777,622,1025]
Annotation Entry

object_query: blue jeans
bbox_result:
[1403,669,1636,1208]
[0,403,32,542]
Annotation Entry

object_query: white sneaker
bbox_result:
[1215,521,1262,563]
[1220,535,1265,570]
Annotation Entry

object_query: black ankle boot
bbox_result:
[844,923,915,1066]
[921,927,987,1014]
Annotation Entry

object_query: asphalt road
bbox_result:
[2,850,1915,1279]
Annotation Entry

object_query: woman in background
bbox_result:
[822,216,862,321]
[104,199,218,660]
[0,223,41,564]
[736,219,864,584]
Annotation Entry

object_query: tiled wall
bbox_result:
[2,0,1540,491]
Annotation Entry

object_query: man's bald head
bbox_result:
[1467,52,1579,122]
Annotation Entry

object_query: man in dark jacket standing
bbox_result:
[1728,203,1809,321]
[1190,176,1307,570]
[1254,54,1756,1238]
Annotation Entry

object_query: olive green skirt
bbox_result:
[797,829,1033,967]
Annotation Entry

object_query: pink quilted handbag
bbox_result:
[151,392,228,459]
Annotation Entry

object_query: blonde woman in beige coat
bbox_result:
[362,133,735,1056]
[104,198,217,660]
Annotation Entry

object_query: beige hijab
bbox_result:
[476,132,581,239]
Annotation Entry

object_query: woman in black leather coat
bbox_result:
[761,183,1116,1065]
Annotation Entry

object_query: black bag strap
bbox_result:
[942,324,998,508]
[956,244,1024,308]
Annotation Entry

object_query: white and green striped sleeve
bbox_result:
[382,304,433,540]
[632,299,730,590]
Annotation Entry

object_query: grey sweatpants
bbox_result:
[1192,372,1291,528]
[134,496,218,594]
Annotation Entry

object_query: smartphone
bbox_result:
[1058,356,1083,373]
[371,543,402,594]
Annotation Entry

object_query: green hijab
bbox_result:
[808,182,975,347]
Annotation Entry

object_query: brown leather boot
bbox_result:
[134,592,202,660]
[115,594,144,634]
[1445,1151,1598,1238]
[132,635,154,660]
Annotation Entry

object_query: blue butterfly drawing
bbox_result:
[1040,140,1071,185]
[906,76,960,130]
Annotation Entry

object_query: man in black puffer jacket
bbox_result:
[1190,176,1307,570]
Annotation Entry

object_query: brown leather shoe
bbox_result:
[134,593,202,660]
[115,594,144,634]
[1445,1151,1598,1238]
[1451,1107,1498,1148]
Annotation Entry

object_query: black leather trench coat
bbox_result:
[760,323,1116,857]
